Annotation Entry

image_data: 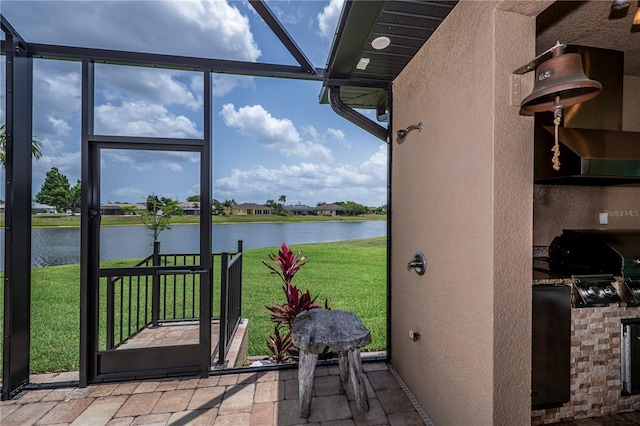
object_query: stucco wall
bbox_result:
[623,76,640,132]
[533,186,640,246]
[391,2,535,424]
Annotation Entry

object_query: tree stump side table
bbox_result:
[291,309,371,418]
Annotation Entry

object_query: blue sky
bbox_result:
[0,0,388,207]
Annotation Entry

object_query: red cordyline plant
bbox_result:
[263,242,329,363]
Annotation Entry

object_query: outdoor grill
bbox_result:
[547,229,640,307]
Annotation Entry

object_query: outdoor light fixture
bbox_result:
[356,58,370,70]
[396,122,423,143]
[513,41,602,171]
[634,2,640,24]
[371,36,391,50]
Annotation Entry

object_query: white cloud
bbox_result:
[4,0,261,98]
[212,75,255,97]
[318,0,344,40]
[270,4,304,26]
[219,103,333,161]
[3,1,261,62]
[48,117,72,136]
[97,67,203,111]
[101,150,199,173]
[110,187,146,200]
[95,101,203,138]
[214,145,388,206]
[170,0,261,61]
[327,128,349,147]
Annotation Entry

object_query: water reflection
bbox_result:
[16,221,386,268]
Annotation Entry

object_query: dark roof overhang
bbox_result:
[320,0,458,140]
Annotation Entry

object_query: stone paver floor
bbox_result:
[0,361,428,425]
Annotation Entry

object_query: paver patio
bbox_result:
[0,361,430,425]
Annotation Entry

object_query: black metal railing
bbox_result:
[101,241,243,367]
[216,241,243,365]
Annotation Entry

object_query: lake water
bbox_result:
[2,221,386,268]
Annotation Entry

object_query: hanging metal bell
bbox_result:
[520,49,602,113]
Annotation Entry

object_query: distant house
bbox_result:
[314,203,345,216]
[284,204,313,215]
[178,201,200,215]
[368,206,377,214]
[100,203,144,215]
[230,203,271,215]
[32,202,57,214]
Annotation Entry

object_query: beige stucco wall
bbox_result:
[391,2,535,424]
[623,76,640,132]
[533,186,640,245]
[534,76,640,245]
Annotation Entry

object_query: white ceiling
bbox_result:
[536,1,640,76]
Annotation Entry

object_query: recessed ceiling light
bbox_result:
[371,36,391,50]
[356,58,370,70]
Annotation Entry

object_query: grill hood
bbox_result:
[534,46,640,186]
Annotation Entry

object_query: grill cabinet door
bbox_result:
[532,285,571,409]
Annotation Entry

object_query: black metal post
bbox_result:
[152,241,161,326]
[106,278,115,349]
[237,240,243,318]
[1,21,33,400]
[199,69,213,376]
[218,252,229,366]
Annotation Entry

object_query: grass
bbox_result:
[0,237,387,373]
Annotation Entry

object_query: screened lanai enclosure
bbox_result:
[2,0,456,401]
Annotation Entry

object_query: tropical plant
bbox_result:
[0,123,43,167]
[122,195,184,242]
[266,324,294,364]
[222,199,236,215]
[262,242,329,363]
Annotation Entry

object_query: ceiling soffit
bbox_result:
[322,0,458,110]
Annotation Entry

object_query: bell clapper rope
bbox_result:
[552,98,562,171]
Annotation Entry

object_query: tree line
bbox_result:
[32,167,385,216]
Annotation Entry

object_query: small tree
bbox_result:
[35,167,81,214]
[212,199,225,215]
[222,199,236,215]
[122,195,184,242]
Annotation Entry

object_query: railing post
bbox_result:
[237,240,243,318]
[218,252,229,366]
[152,241,160,326]
[106,277,115,349]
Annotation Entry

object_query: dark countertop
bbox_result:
[532,257,573,283]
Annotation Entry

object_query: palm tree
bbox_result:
[0,124,43,167]
[278,194,287,205]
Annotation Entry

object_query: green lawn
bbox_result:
[0,237,387,373]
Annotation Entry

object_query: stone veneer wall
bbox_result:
[532,304,640,424]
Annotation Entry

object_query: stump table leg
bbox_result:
[338,351,349,382]
[298,350,319,418]
[348,348,369,412]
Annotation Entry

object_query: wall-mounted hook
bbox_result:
[407,251,427,275]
